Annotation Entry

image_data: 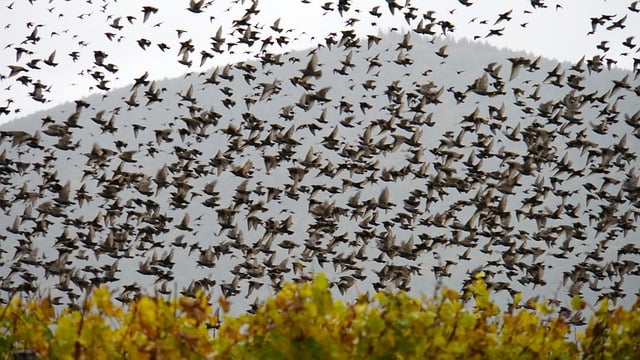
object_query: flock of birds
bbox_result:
[1,0,640,324]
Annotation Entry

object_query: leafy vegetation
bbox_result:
[1,274,638,359]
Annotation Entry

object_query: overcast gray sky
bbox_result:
[1,0,637,124]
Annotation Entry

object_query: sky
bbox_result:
[1,0,638,124]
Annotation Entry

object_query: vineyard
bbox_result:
[2,274,638,359]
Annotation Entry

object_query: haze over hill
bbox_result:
[1,1,639,323]
[2,0,638,123]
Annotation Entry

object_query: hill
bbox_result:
[1,19,639,322]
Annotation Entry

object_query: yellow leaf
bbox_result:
[218,296,230,313]
[137,296,157,327]
[571,295,586,311]
[513,292,522,307]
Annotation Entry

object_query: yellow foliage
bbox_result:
[0,274,638,359]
